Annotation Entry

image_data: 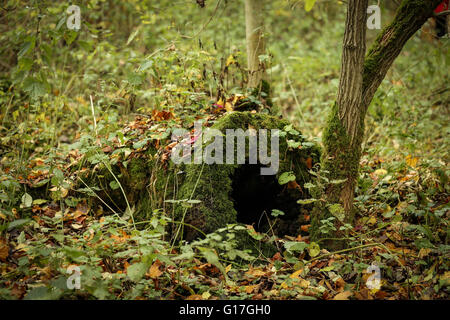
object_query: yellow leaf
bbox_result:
[245,267,266,277]
[245,285,258,294]
[225,102,233,112]
[373,169,387,177]
[405,155,419,168]
[368,216,377,225]
[304,0,317,12]
[289,269,303,279]
[226,54,236,67]
[225,264,232,274]
[202,291,211,299]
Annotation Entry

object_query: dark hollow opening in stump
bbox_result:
[231,164,302,236]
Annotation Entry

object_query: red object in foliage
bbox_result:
[435,0,449,13]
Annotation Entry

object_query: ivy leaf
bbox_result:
[297,198,318,205]
[328,203,345,222]
[308,242,320,257]
[21,193,33,208]
[303,182,315,189]
[287,140,302,149]
[284,241,308,254]
[283,124,300,136]
[271,209,285,217]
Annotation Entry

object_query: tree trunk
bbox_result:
[313,0,442,248]
[322,0,368,213]
[245,0,266,88]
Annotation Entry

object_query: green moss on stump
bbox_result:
[175,111,321,241]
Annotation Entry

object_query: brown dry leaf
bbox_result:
[271,252,282,261]
[165,141,177,151]
[375,290,388,299]
[102,145,112,153]
[333,291,353,300]
[186,294,203,300]
[11,283,25,299]
[110,229,131,244]
[287,180,302,191]
[305,157,313,169]
[0,238,8,261]
[324,280,334,291]
[245,266,266,277]
[335,277,346,291]
[245,285,259,294]
[148,260,163,279]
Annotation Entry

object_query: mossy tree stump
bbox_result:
[74,112,320,244]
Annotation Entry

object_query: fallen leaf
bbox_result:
[405,155,419,168]
[289,269,304,279]
[202,291,211,299]
[245,266,266,277]
[0,238,8,261]
[305,157,313,169]
[333,291,353,300]
[148,260,163,279]
[373,169,387,177]
[245,285,258,294]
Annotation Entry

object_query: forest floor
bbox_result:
[0,86,448,300]
[0,1,448,300]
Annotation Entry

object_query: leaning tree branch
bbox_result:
[361,0,442,113]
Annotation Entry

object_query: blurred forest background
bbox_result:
[0,0,448,300]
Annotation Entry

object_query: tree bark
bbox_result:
[361,0,443,113]
[322,0,368,214]
[245,0,266,88]
[313,0,442,247]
